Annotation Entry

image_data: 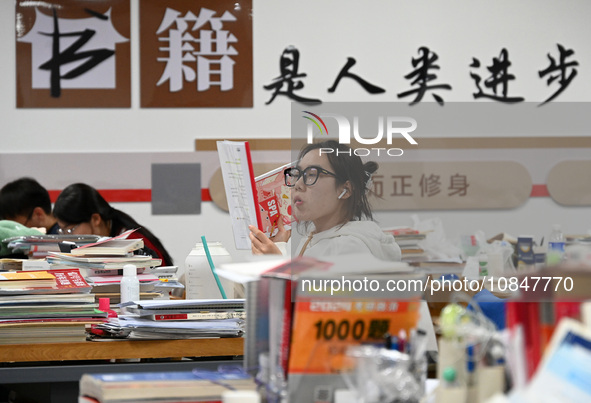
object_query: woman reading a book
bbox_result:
[53,183,174,266]
[249,140,401,261]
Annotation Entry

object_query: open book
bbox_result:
[217,140,294,249]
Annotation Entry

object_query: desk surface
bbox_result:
[0,337,244,363]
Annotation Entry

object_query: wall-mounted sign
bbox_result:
[547,161,591,206]
[265,44,579,106]
[140,0,253,108]
[369,161,532,210]
[15,0,131,108]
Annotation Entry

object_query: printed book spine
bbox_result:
[149,312,246,321]
[244,141,264,231]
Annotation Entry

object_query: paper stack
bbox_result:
[384,227,428,262]
[91,299,246,340]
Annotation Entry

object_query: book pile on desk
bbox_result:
[91,299,245,340]
[47,230,183,303]
[49,259,184,306]
[47,252,163,277]
[0,268,107,344]
[3,234,100,258]
[85,272,162,301]
[79,368,257,403]
[46,230,156,278]
[81,267,181,305]
[384,227,428,262]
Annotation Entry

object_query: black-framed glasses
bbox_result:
[58,223,80,235]
[284,166,338,187]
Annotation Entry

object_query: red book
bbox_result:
[526,302,541,379]
[279,279,293,378]
[243,141,263,232]
[554,300,581,324]
[0,268,91,295]
[505,300,519,330]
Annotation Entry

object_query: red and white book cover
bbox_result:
[0,268,91,294]
[255,162,295,237]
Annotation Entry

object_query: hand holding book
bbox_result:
[249,218,291,256]
[216,139,295,250]
[254,162,295,238]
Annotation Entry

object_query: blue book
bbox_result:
[89,370,251,382]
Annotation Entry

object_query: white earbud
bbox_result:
[338,189,347,199]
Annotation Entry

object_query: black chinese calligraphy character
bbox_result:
[263,46,321,105]
[372,175,384,198]
[448,174,469,196]
[397,47,452,106]
[328,57,385,94]
[39,8,115,98]
[470,48,524,103]
[538,44,578,106]
[419,174,441,197]
[390,175,413,196]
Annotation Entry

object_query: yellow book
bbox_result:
[0,271,55,281]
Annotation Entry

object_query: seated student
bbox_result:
[249,140,401,260]
[52,183,174,266]
[0,177,60,234]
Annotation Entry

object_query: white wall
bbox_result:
[2,1,591,268]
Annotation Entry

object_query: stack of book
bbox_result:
[85,272,162,302]
[92,299,246,340]
[0,268,91,295]
[46,254,164,304]
[47,253,162,276]
[383,227,428,262]
[79,368,257,403]
[46,230,175,304]
[86,266,182,304]
[0,258,23,271]
[0,268,106,344]
[4,234,100,258]
[143,265,184,300]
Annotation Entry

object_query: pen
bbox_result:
[201,236,227,299]
[398,329,407,353]
[466,344,476,387]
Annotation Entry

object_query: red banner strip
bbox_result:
[530,185,550,197]
[50,186,548,203]
[49,189,213,203]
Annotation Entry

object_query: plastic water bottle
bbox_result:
[120,264,140,313]
[478,252,489,277]
[547,224,565,266]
